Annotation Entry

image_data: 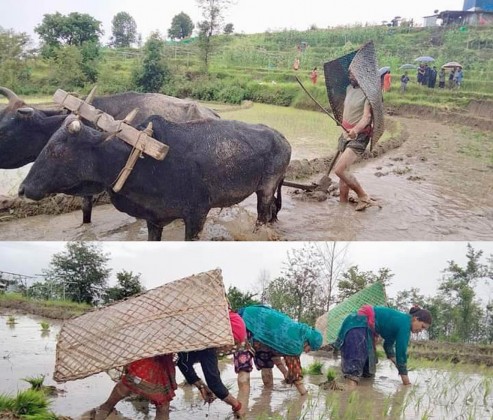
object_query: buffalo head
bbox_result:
[0,87,68,168]
[18,115,110,201]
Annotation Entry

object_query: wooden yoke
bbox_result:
[53,89,169,161]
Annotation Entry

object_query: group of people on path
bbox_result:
[392,64,464,94]
[417,64,463,89]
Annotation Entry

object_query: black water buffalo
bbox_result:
[0,87,219,222]
[19,115,291,240]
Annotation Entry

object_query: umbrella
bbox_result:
[379,66,391,76]
[414,56,435,62]
[441,61,463,69]
[399,63,417,70]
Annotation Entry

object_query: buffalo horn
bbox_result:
[85,85,98,104]
[17,107,35,116]
[143,122,153,136]
[68,119,82,134]
[0,87,21,104]
[123,108,139,124]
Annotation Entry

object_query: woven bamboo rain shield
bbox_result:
[323,41,384,151]
[54,269,233,383]
[326,282,387,344]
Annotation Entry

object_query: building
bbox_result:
[423,0,493,26]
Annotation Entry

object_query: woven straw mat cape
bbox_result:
[323,40,384,150]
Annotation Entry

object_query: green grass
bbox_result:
[6,315,16,324]
[0,389,57,419]
[0,292,91,319]
[220,102,339,160]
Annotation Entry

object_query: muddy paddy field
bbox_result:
[1,102,492,241]
[2,312,493,420]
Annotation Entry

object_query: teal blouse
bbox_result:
[334,306,411,375]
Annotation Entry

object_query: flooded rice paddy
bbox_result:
[1,112,492,241]
[2,314,492,419]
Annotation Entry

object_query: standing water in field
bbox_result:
[1,314,492,419]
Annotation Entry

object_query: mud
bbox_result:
[0,107,492,241]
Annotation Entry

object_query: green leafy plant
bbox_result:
[6,315,16,325]
[326,368,337,382]
[0,389,57,419]
[304,360,324,375]
[22,376,45,391]
[39,321,50,331]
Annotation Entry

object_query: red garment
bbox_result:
[229,310,247,343]
[122,355,177,405]
[310,70,318,84]
[341,120,372,136]
[383,73,392,92]
[357,304,378,351]
[357,304,375,331]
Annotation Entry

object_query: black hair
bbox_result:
[409,305,432,325]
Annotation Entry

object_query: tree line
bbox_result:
[2,242,492,345]
[0,0,234,92]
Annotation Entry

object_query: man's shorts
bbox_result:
[338,133,370,156]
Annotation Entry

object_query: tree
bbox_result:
[132,31,170,92]
[104,270,145,303]
[227,286,260,310]
[264,276,297,317]
[110,12,137,48]
[43,242,111,305]
[255,269,271,304]
[437,243,489,342]
[35,12,103,56]
[337,265,393,302]
[389,287,426,313]
[223,23,234,34]
[47,45,87,90]
[0,28,32,89]
[168,12,195,40]
[314,242,348,312]
[264,244,326,325]
[196,0,232,71]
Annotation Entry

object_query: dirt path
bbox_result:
[0,113,491,241]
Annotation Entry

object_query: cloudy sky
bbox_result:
[0,0,463,44]
[0,241,491,301]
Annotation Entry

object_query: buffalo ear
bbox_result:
[67,119,82,134]
[16,107,35,117]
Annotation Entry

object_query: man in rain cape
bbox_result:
[324,41,384,211]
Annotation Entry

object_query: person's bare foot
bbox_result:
[345,378,358,389]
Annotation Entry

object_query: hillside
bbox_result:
[3,25,493,111]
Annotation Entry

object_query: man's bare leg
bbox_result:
[334,148,369,202]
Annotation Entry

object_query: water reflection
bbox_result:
[1,314,492,419]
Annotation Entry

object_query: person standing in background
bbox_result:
[310,67,318,84]
[438,68,446,88]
